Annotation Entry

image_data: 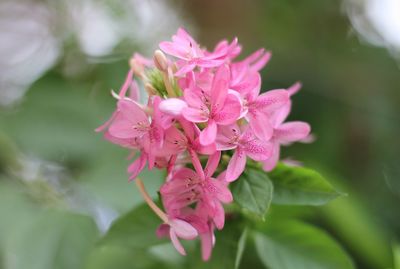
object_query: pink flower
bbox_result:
[245,89,289,141]
[216,125,273,181]
[160,152,232,229]
[182,65,242,145]
[262,83,311,171]
[159,28,226,76]
[156,218,198,256]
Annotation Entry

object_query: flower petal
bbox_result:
[253,89,289,113]
[128,153,147,180]
[243,139,273,161]
[182,107,209,123]
[226,148,246,182]
[204,151,221,177]
[156,224,170,238]
[199,120,217,145]
[211,65,230,113]
[213,93,242,125]
[248,111,273,141]
[262,142,280,172]
[169,229,186,256]
[275,121,311,143]
[159,98,188,116]
[170,219,198,240]
[201,232,213,261]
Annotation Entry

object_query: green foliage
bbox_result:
[232,168,273,218]
[254,220,354,269]
[235,227,248,269]
[268,163,342,206]
[7,210,99,269]
[100,203,167,249]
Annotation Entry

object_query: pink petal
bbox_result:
[208,179,233,203]
[159,41,189,59]
[211,65,230,113]
[95,111,118,132]
[226,148,246,182]
[199,120,217,145]
[170,219,198,240]
[243,139,273,161]
[109,115,146,139]
[159,98,188,116]
[275,121,311,143]
[169,229,186,256]
[156,224,170,238]
[253,89,289,113]
[212,201,226,229]
[204,151,221,177]
[288,81,302,96]
[248,111,273,141]
[270,101,292,127]
[213,93,242,125]
[193,137,217,154]
[232,72,261,95]
[215,124,240,151]
[262,142,280,172]
[201,232,213,261]
[183,87,206,109]
[182,107,209,123]
[118,69,134,98]
[250,50,272,72]
[117,99,149,123]
[129,79,140,101]
[197,58,225,68]
[128,153,147,180]
[175,63,197,77]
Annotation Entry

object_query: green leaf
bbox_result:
[232,168,273,218]
[394,243,400,269]
[7,209,99,269]
[101,203,166,249]
[254,220,354,269]
[84,245,163,269]
[235,227,248,269]
[268,163,341,205]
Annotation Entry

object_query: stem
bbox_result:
[135,178,169,223]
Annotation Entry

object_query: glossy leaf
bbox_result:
[268,163,341,205]
[232,168,273,218]
[100,203,166,249]
[254,220,354,269]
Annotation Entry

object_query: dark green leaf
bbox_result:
[232,168,273,218]
[254,220,354,269]
[101,203,166,249]
[268,163,341,205]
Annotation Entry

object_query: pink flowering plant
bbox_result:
[97,28,347,267]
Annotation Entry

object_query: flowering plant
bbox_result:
[97,28,343,265]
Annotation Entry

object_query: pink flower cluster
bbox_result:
[97,28,311,260]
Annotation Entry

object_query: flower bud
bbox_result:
[153,50,168,72]
[144,82,157,96]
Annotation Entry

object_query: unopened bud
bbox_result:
[153,50,168,71]
[129,58,144,77]
[144,83,157,96]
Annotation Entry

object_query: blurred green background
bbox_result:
[0,0,399,268]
